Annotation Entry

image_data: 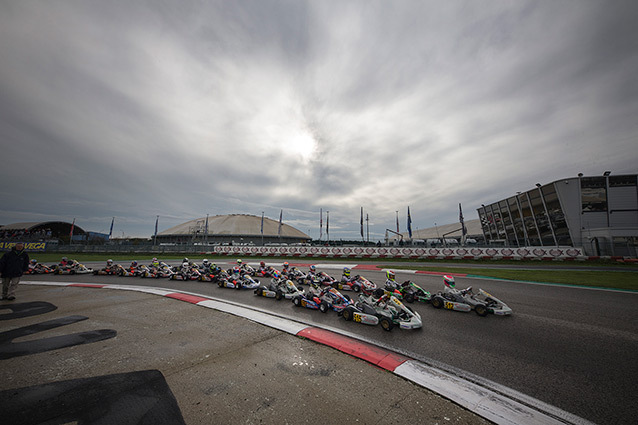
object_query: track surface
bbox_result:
[26,263,638,425]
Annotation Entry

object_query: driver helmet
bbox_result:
[237,259,242,265]
[343,267,351,277]
[202,259,209,266]
[183,258,189,263]
[233,266,240,274]
[260,261,265,267]
[272,271,280,279]
[386,270,395,280]
[283,262,289,269]
[152,257,157,262]
[62,257,68,262]
[443,275,455,288]
[131,260,138,266]
[107,259,113,266]
[31,259,37,264]
[310,265,316,272]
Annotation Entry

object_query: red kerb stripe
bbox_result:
[297,327,408,371]
[165,293,209,304]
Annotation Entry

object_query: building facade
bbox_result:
[477,173,638,256]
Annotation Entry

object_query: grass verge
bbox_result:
[383,265,638,291]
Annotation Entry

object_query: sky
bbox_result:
[1,0,637,241]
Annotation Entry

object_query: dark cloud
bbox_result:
[0,1,636,240]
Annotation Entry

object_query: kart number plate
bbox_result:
[444,301,455,310]
[353,313,362,323]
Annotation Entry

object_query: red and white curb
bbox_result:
[22,280,592,425]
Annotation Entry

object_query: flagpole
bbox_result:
[261,212,264,246]
[319,208,322,242]
[366,213,369,244]
[153,215,159,246]
[326,211,329,245]
[205,214,209,245]
[360,207,364,243]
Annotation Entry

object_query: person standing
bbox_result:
[0,242,30,301]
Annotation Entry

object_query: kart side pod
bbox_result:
[342,307,379,326]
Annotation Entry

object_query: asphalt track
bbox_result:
[20,261,638,424]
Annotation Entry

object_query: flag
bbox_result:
[278,209,283,236]
[459,203,467,237]
[360,207,364,238]
[407,207,413,238]
[108,217,114,238]
[319,208,323,240]
[260,212,264,235]
[154,216,159,238]
[69,218,75,239]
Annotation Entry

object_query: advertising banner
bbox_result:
[0,241,48,251]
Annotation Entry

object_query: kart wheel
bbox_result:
[475,304,488,317]
[379,317,393,331]
[353,285,360,292]
[70,270,75,275]
[235,283,242,290]
[275,290,283,301]
[431,296,443,309]
[405,293,415,303]
[293,296,302,307]
[319,302,329,313]
[218,281,224,288]
[342,307,353,321]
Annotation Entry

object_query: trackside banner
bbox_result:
[0,241,47,251]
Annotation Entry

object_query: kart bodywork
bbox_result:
[254,278,304,300]
[431,286,512,316]
[356,291,422,331]
[400,281,432,303]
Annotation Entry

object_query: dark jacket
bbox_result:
[0,247,30,278]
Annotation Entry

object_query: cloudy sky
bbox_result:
[1,0,637,240]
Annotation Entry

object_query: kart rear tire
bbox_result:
[293,296,302,307]
[218,281,224,288]
[475,304,488,317]
[235,283,242,290]
[342,307,353,321]
[432,296,443,309]
[405,293,415,303]
[319,302,329,313]
[275,290,283,301]
[379,317,394,331]
[353,285,360,292]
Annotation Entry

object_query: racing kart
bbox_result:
[254,277,304,300]
[316,286,354,313]
[399,281,431,303]
[286,267,307,285]
[355,289,422,331]
[55,262,94,275]
[431,286,512,316]
[218,273,260,290]
[93,264,124,276]
[140,264,174,278]
[332,275,377,293]
[170,268,202,281]
[25,263,54,274]
[291,283,326,310]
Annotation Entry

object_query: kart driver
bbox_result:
[442,275,471,300]
[385,270,399,291]
[341,267,355,284]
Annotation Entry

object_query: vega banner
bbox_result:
[0,241,48,251]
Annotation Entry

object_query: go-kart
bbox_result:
[317,286,353,313]
[93,264,123,276]
[198,267,224,282]
[291,283,326,310]
[218,273,260,290]
[356,289,422,331]
[431,286,511,316]
[332,275,377,293]
[170,268,202,281]
[254,277,304,300]
[399,281,431,303]
[55,262,94,275]
[25,263,54,274]
[286,267,307,285]
[140,264,174,278]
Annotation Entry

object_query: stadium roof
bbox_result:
[158,214,310,239]
[0,221,86,234]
